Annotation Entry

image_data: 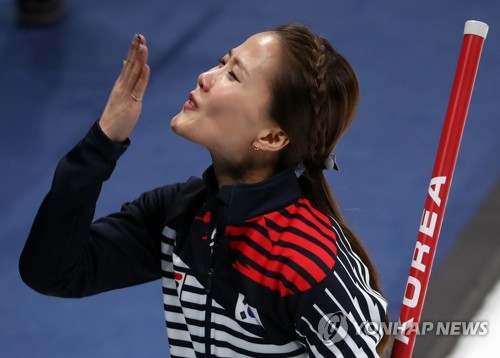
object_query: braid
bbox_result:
[305,37,335,170]
[312,39,327,119]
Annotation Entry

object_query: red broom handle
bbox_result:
[391,20,488,358]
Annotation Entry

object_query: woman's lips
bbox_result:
[183,92,198,111]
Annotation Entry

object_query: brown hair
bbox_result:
[270,24,389,353]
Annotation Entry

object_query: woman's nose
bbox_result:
[198,71,210,92]
[197,67,218,92]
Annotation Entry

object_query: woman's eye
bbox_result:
[227,70,240,82]
[219,58,241,83]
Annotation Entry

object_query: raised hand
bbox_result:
[99,34,151,143]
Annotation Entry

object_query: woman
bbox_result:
[20,25,388,356]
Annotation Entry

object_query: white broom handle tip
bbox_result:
[464,20,489,39]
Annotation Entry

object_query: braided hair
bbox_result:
[269,24,389,354]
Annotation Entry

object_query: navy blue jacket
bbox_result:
[20,122,387,357]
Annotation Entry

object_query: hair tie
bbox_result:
[295,153,339,177]
[323,153,339,171]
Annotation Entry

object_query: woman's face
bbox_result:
[171,32,282,165]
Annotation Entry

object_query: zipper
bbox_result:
[204,206,219,356]
[204,265,215,356]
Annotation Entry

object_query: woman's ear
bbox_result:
[255,128,289,151]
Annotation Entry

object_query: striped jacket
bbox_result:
[20,122,388,357]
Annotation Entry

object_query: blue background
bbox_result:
[1,0,498,356]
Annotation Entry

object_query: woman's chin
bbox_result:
[170,113,198,141]
[170,112,189,134]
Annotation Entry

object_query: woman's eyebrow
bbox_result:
[228,49,249,77]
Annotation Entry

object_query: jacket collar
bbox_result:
[202,166,302,224]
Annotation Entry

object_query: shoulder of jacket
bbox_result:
[160,176,207,231]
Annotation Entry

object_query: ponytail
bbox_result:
[270,24,389,353]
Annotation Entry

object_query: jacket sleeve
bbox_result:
[19,122,181,298]
[292,262,388,357]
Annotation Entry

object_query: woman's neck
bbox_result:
[212,161,277,188]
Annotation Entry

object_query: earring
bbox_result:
[253,144,259,151]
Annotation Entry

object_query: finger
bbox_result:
[138,33,147,47]
[119,34,142,81]
[131,64,151,101]
[127,44,149,88]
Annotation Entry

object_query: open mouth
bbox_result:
[188,93,198,108]
[183,92,198,111]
